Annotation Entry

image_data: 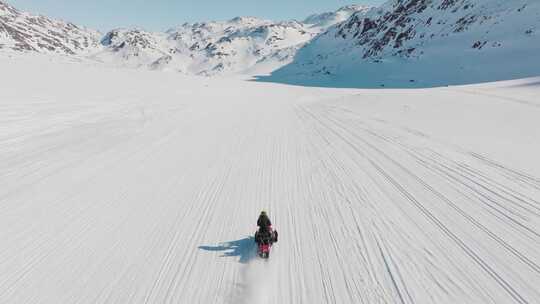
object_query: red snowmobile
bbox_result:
[255,226,278,259]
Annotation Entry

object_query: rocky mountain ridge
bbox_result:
[0,1,368,75]
[2,0,539,86]
[0,1,100,54]
[264,0,540,87]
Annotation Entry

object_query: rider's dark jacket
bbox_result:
[257,214,272,231]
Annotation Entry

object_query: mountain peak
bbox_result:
[228,16,267,24]
[303,4,372,28]
[0,1,100,54]
[337,4,370,12]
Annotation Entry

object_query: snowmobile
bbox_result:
[254,227,278,259]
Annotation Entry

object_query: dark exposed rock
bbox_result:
[454,15,477,32]
[472,40,486,49]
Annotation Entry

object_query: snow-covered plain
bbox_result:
[1,55,539,303]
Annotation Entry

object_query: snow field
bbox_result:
[0,56,539,303]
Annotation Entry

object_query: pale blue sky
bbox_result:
[8,0,386,31]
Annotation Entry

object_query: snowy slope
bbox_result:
[0,1,100,54]
[264,0,540,87]
[1,55,539,304]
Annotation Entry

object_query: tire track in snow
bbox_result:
[2,73,540,304]
[297,103,540,303]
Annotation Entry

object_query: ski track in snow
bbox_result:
[0,60,539,303]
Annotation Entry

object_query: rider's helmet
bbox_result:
[260,210,267,216]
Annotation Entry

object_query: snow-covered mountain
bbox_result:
[93,7,367,76]
[2,0,539,85]
[91,18,313,75]
[92,29,171,68]
[0,1,100,55]
[0,1,366,75]
[266,0,540,87]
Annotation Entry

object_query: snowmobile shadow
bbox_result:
[199,237,257,264]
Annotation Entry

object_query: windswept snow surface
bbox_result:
[1,56,540,303]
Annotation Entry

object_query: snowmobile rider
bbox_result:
[257,210,272,232]
[256,211,278,243]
